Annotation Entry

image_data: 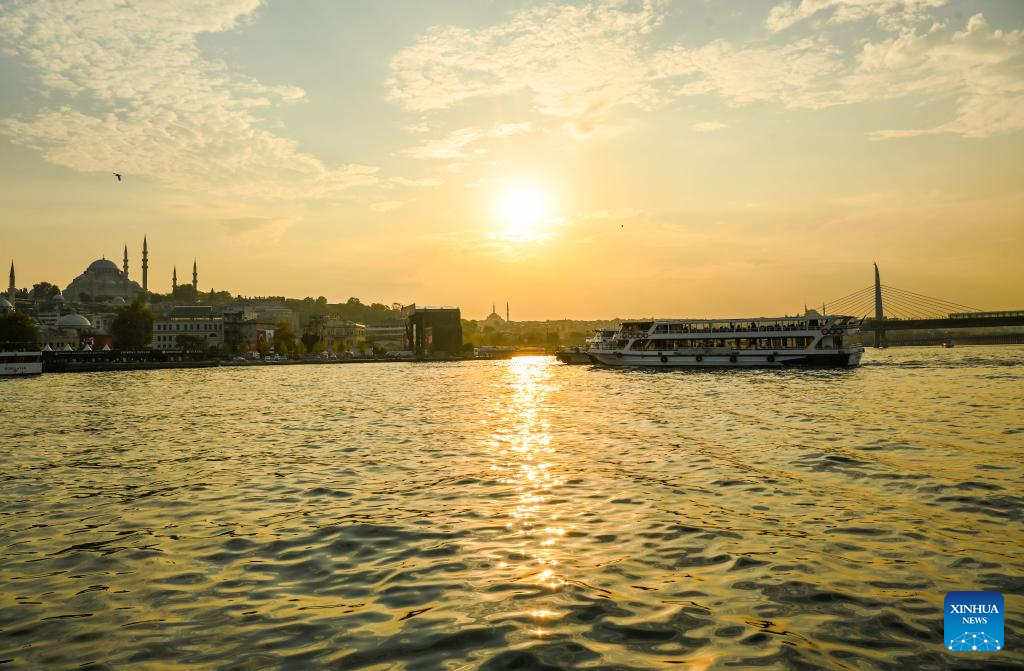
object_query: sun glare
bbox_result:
[496,184,549,242]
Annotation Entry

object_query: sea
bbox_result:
[2,347,1022,670]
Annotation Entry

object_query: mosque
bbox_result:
[63,238,150,303]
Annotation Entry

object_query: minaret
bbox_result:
[142,236,149,299]
[123,245,129,277]
[172,266,178,291]
[192,260,198,292]
[506,302,509,322]
[7,261,15,303]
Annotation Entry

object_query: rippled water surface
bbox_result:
[2,347,1023,670]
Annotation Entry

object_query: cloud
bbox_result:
[370,201,403,212]
[692,121,729,132]
[402,123,532,159]
[388,1,662,132]
[0,0,377,198]
[655,37,846,109]
[218,215,295,243]
[388,1,1024,140]
[857,15,1024,137]
[389,177,443,187]
[766,0,947,33]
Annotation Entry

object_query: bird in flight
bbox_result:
[112,172,122,182]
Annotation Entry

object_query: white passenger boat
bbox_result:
[0,350,44,376]
[587,311,863,368]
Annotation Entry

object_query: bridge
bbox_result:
[823,264,1024,347]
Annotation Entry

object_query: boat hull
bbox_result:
[0,362,43,376]
[555,350,592,365]
[587,350,862,369]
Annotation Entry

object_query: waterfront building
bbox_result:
[312,316,366,352]
[233,300,300,332]
[152,306,224,351]
[239,318,279,353]
[405,305,463,355]
[39,313,93,351]
[364,321,407,350]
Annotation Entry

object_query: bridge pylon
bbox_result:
[873,263,887,348]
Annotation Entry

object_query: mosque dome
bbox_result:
[0,296,12,310]
[109,296,126,305]
[53,292,66,303]
[57,313,92,329]
[87,258,119,273]
[64,256,143,303]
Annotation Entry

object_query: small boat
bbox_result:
[942,339,955,348]
[587,310,863,368]
[475,346,516,360]
[555,347,590,364]
[556,328,618,364]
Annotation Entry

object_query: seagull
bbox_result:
[112,172,122,182]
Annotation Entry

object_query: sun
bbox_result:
[496,184,549,242]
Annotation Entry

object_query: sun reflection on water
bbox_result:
[489,356,569,601]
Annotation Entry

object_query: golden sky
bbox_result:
[1,0,1022,319]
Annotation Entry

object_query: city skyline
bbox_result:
[2,0,1023,320]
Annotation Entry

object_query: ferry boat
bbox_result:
[0,349,44,376]
[587,311,863,368]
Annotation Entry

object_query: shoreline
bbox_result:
[40,356,484,374]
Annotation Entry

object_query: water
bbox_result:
[1,347,1022,670]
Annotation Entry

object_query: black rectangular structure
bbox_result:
[405,306,462,355]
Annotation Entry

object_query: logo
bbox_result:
[945,591,1003,652]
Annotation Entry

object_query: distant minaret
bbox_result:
[142,236,149,299]
[506,302,509,323]
[7,261,15,303]
[123,245,129,277]
[492,303,496,315]
[172,265,178,291]
[192,260,198,292]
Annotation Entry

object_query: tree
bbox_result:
[0,311,40,346]
[301,332,319,352]
[110,299,154,349]
[175,334,207,351]
[30,282,61,301]
[171,285,198,303]
[273,320,297,354]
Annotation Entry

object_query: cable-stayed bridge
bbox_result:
[824,264,1024,347]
